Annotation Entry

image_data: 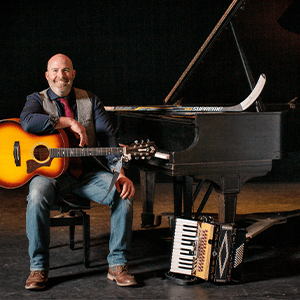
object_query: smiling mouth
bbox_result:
[56,80,68,85]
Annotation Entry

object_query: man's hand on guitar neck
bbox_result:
[55,116,88,147]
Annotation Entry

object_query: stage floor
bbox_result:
[1,180,300,299]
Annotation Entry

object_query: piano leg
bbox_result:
[140,169,156,227]
[173,176,193,219]
[173,176,238,223]
[139,171,238,226]
[183,176,193,219]
[173,176,183,217]
[218,193,237,223]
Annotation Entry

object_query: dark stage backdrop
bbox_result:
[1,0,300,120]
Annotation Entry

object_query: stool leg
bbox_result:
[69,211,75,250]
[83,212,90,268]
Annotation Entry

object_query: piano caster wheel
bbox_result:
[141,213,155,228]
[141,213,163,228]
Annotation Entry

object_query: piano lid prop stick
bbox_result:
[105,74,266,114]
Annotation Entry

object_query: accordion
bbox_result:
[169,217,246,283]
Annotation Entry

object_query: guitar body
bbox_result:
[0,119,69,189]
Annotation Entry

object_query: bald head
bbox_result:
[45,54,76,97]
[47,54,73,71]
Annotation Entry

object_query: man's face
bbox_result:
[45,55,76,97]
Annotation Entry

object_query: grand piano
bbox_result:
[110,0,300,227]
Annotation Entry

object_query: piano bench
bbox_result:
[50,194,90,268]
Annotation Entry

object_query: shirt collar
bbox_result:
[48,88,75,101]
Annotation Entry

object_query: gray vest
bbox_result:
[39,88,97,147]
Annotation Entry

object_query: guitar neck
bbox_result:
[49,147,124,158]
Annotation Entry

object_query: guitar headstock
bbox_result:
[125,140,158,160]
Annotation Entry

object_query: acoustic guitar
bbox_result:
[0,119,157,189]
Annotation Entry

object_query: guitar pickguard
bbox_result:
[26,158,54,174]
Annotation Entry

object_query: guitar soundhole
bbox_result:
[33,145,49,162]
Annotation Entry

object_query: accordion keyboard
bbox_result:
[170,218,214,280]
[169,218,246,283]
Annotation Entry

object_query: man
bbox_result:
[20,53,137,290]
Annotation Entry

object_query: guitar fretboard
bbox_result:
[49,147,124,157]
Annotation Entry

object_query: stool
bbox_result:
[50,194,90,268]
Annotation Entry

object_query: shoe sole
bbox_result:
[25,278,48,290]
[25,284,46,290]
[107,273,137,287]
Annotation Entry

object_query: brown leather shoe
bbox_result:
[25,271,48,290]
[107,265,137,287]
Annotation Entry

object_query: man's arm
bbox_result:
[21,92,88,147]
[20,92,56,134]
[55,116,88,147]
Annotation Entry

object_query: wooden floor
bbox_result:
[1,180,300,299]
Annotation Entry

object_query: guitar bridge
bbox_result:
[14,141,21,166]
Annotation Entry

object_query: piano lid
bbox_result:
[163,0,300,108]
[164,0,246,105]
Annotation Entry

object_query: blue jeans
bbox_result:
[26,170,133,271]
